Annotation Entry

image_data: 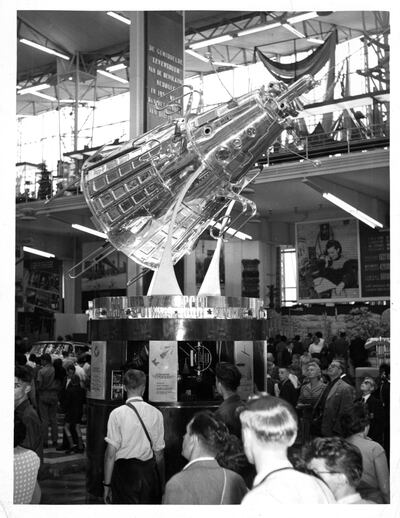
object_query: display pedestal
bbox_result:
[86,295,268,498]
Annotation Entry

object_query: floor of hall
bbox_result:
[39,421,88,504]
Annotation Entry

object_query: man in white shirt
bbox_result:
[302,436,376,504]
[239,395,335,505]
[103,369,165,504]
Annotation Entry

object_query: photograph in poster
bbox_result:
[296,219,360,302]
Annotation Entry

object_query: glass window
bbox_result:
[281,247,297,307]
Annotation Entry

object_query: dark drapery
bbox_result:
[256,31,337,84]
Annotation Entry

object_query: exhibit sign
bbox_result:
[90,341,107,400]
[234,341,254,400]
[148,341,178,402]
[296,218,390,303]
[296,218,360,303]
[111,370,124,401]
[23,256,62,312]
[359,223,390,298]
[145,11,184,130]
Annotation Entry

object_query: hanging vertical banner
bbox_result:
[145,11,184,130]
[234,341,254,400]
[148,341,178,402]
[359,223,390,298]
[296,219,360,302]
[90,341,107,400]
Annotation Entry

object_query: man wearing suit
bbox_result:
[314,359,355,437]
[358,376,384,445]
[276,367,298,408]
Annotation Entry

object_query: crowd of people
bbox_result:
[101,333,390,506]
[14,330,390,506]
[14,336,90,504]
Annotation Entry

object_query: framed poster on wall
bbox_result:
[296,218,360,303]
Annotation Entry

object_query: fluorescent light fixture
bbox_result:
[307,37,324,44]
[303,94,374,116]
[23,246,55,258]
[20,38,70,60]
[323,193,383,229]
[213,61,243,68]
[72,224,107,239]
[97,69,129,84]
[190,34,233,50]
[106,63,127,72]
[287,11,318,24]
[106,11,131,25]
[185,49,209,63]
[303,179,384,228]
[238,22,281,37]
[210,221,252,240]
[282,23,305,38]
[29,91,57,101]
[18,83,50,95]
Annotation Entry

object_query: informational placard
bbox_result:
[359,223,390,298]
[234,341,254,401]
[148,341,178,402]
[111,370,124,401]
[90,341,107,400]
[145,11,184,130]
[296,219,360,303]
[23,256,62,312]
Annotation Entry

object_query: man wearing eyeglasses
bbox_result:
[312,360,355,437]
[302,437,376,504]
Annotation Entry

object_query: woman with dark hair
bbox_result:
[163,411,248,504]
[314,239,358,297]
[62,373,86,454]
[341,402,390,503]
[14,415,41,504]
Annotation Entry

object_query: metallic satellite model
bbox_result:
[70,75,316,280]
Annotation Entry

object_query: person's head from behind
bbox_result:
[239,395,298,465]
[14,414,27,448]
[65,362,76,378]
[123,369,146,396]
[301,437,363,500]
[41,353,52,366]
[53,358,63,369]
[360,376,375,395]
[306,361,321,380]
[15,353,27,366]
[325,240,342,261]
[28,353,37,364]
[77,354,86,366]
[182,411,229,461]
[294,335,300,342]
[69,374,81,387]
[14,366,33,408]
[215,362,241,395]
[340,402,370,439]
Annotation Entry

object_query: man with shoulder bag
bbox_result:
[103,369,165,504]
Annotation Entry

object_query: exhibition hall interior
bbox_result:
[11,10,393,507]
